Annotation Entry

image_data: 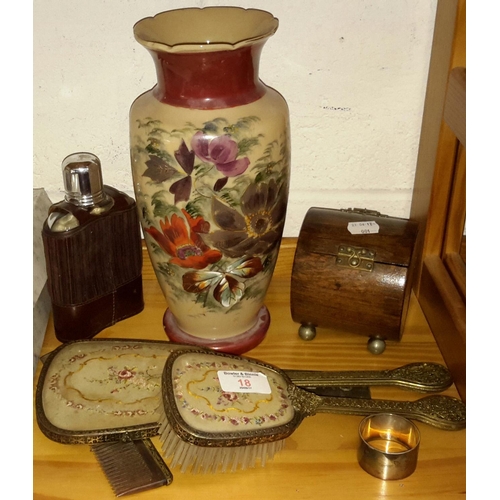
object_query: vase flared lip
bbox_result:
[133,7,279,54]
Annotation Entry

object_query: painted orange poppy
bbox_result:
[145,210,222,269]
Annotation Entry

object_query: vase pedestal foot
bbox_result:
[162,306,270,355]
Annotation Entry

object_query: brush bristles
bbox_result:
[158,412,285,473]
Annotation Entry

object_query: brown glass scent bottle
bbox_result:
[42,153,144,342]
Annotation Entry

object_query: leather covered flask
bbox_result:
[290,208,419,351]
[42,153,144,342]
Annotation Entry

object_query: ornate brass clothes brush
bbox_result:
[158,349,466,474]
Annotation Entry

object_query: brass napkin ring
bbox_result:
[357,413,420,480]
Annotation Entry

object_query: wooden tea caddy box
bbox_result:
[290,207,419,353]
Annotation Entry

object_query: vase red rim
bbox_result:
[133,7,279,54]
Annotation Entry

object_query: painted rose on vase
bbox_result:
[131,116,289,313]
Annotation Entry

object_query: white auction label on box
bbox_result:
[347,221,380,235]
[217,370,271,394]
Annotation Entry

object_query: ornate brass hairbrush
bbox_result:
[158,349,466,473]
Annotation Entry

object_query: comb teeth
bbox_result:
[158,412,285,474]
[91,439,173,497]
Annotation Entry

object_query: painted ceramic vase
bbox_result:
[130,7,290,354]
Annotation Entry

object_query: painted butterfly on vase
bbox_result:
[182,256,263,307]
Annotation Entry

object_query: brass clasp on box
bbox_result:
[336,245,375,272]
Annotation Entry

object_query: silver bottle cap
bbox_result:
[62,152,108,207]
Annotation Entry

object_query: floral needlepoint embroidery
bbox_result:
[117,369,135,380]
[173,360,290,426]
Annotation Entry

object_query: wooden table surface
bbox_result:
[33,239,466,499]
